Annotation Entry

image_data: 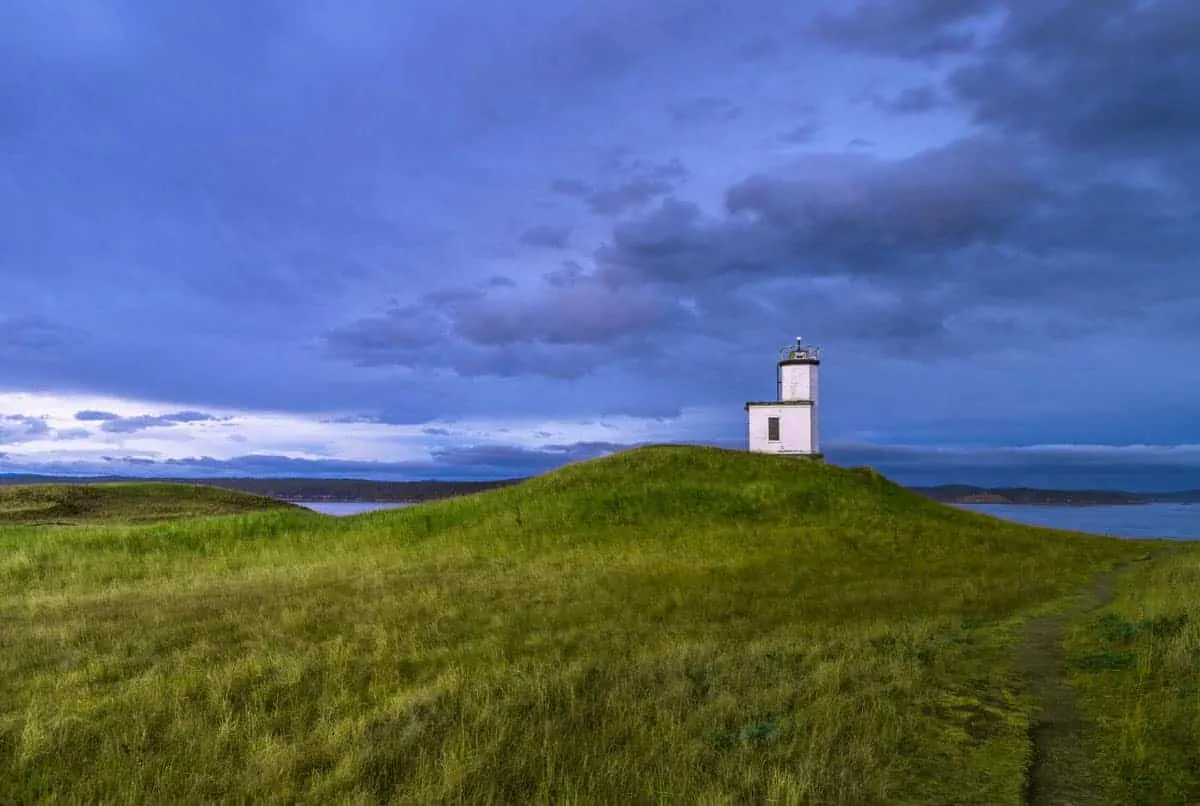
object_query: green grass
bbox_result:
[0,445,1191,803]
[1064,547,1200,803]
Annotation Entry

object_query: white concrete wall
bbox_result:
[779,363,817,401]
[747,404,816,454]
[810,368,819,453]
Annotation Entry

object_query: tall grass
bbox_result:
[1064,547,1200,803]
[0,446,1181,803]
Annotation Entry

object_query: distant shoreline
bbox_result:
[1,473,1198,506]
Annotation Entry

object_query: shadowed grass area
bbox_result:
[0,445,1185,803]
[1064,548,1200,803]
[0,481,301,525]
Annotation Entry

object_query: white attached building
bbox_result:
[745,337,820,456]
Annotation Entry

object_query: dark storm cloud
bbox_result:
[819,0,1200,162]
[598,138,1043,287]
[947,0,1200,157]
[810,0,999,60]
[792,0,1200,350]
[519,225,573,249]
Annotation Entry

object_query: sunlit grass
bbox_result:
[0,445,1187,803]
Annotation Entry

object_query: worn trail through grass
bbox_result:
[1017,556,1154,805]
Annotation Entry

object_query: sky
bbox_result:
[2,0,1199,489]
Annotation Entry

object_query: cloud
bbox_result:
[445,278,688,347]
[582,158,690,216]
[322,271,693,377]
[947,0,1200,158]
[54,428,92,440]
[549,178,591,196]
[0,415,51,444]
[519,225,573,248]
[598,138,1042,289]
[96,410,226,434]
[323,305,444,362]
[810,0,999,61]
[869,85,947,115]
[0,440,638,481]
[781,122,821,144]
[586,179,675,216]
[0,315,71,353]
[75,410,121,421]
[666,96,741,125]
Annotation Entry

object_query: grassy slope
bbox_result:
[0,445,1186,803]
[0,482,300,525]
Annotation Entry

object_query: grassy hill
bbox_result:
[0,481,301,525]
[0,445,1196,803]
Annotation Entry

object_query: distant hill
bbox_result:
[0,482,299,525]
[0,474,522,503]
[913,485,1200,506]
[1,471,1197,506]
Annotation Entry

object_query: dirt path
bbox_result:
[1015,559,1150,805]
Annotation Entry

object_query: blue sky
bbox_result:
[2,0,1199,489]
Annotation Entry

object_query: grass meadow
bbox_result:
[1,446,1196,803]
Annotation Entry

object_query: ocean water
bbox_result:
[294,501,413,516]
[958,503,1200,540]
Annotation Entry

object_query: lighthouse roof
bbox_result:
[779,337,820,364]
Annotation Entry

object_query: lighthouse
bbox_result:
[744,337,820,456]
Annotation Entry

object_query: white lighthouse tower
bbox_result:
[745,337,821,456]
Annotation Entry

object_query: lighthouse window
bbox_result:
[767,416,780,442]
